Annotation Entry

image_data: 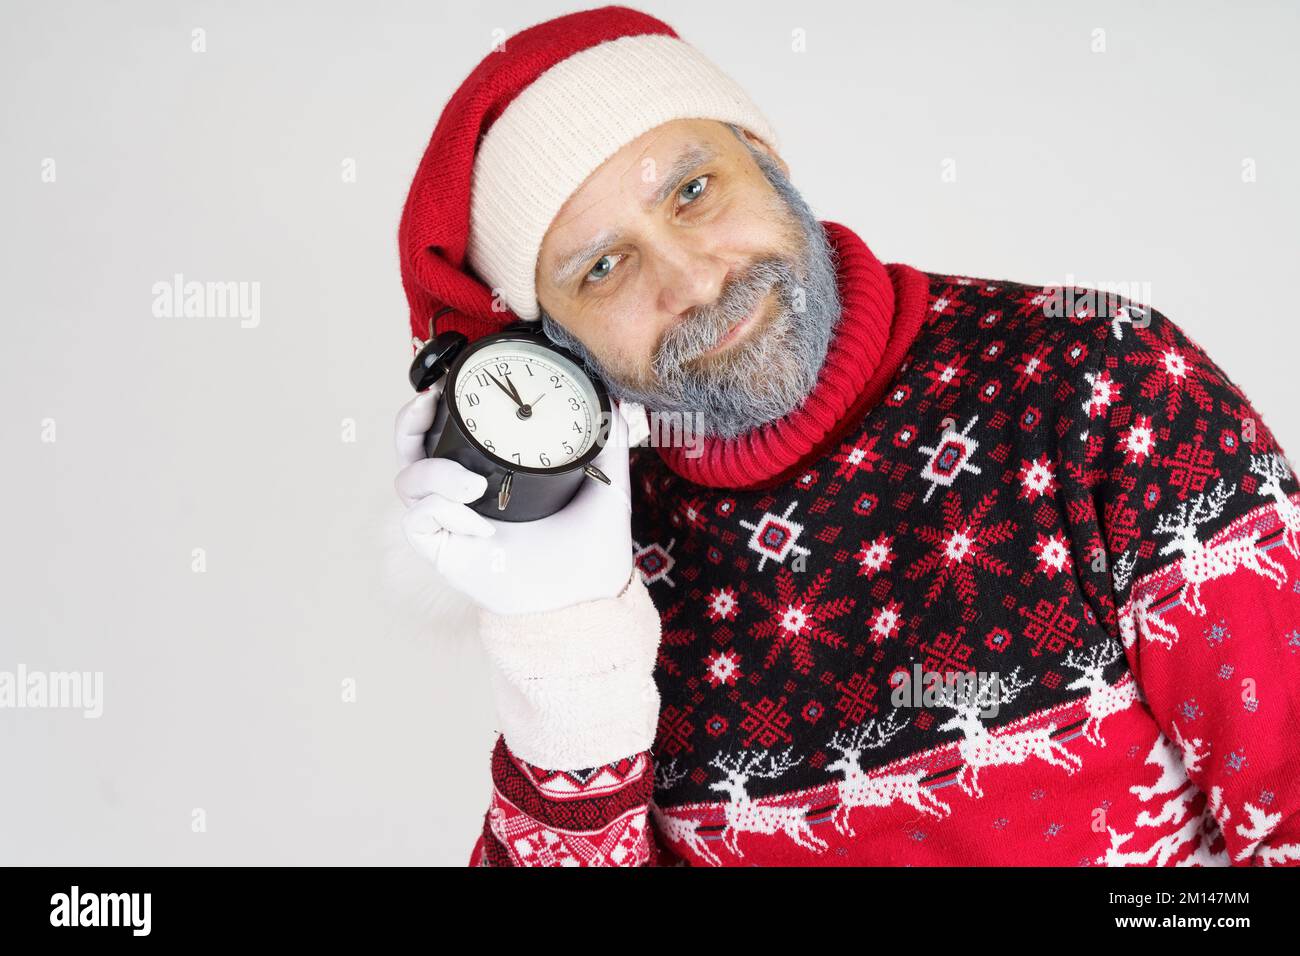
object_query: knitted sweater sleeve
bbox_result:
[1073,300,1300,866]
[464,570,674,866]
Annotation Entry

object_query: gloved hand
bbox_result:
[393,379,636,616]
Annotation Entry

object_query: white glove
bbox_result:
[393,380,636,616]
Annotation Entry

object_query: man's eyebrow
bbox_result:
[647,142,718,210]
[550,142,719,288]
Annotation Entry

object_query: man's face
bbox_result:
[534,118,842,439]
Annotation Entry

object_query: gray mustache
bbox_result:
[654,255,792,373]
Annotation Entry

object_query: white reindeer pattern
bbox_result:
[1153,479,1287,617]
[706,747,827,859]
[824,710,950,835]
[934,666,1083,799]
[1062,639,1141,747]
[650,759,723,866]
[1249,453,1300,561]
[1113,549,1183,650]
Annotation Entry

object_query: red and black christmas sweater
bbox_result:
[469,221,1300,867]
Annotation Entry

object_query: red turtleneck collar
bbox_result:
[653,221,930,490]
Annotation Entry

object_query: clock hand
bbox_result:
[528,391,548,407]
[502,373,525,406]
[485,370,522,408]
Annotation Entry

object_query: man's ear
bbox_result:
[738,126,791,179]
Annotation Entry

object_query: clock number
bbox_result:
[568,397,580,411]
[571,421,583,433]
[511,452,521,463]
[495,362,510,376]
[550,374,563,389]
[563,442,574,456]
[465,418,476,431]
[474,372,490,388]
[466,392,481,407]
[524,364,534,377]
[483,439,495,452]
[539,453,551,467]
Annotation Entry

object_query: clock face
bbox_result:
[451,337,602,471]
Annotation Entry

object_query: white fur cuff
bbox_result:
[477,571,663,771]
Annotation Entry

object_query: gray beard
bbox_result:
[539,143,842,441]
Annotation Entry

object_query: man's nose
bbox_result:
[654,240,731,317]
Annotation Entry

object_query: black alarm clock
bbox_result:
[408,311,614,522]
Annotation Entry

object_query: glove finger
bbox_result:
[394,383,444,469]
[395,457,489,508]
[404,490,497,538]
[400,514,447,568]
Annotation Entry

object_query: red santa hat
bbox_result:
[398,4,779,350]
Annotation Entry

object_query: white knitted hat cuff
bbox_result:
[466,32,779,321]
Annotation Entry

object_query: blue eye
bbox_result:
[680,175,709,204]
[585,253,623,284]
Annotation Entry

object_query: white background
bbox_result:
[1,0,1296,864]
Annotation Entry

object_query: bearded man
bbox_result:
[393,6,1300,867]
